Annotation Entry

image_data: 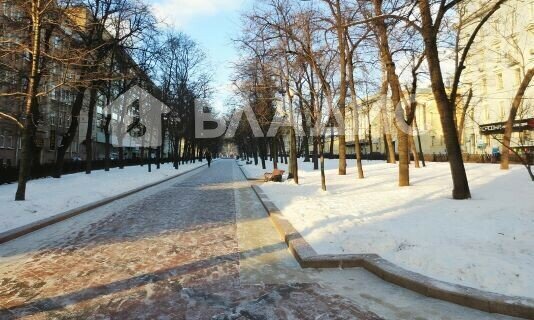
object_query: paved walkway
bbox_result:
[0,160,520,319]
[0,160,378,319]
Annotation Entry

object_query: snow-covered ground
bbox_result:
[0,162,206,234]
[239,159,290,180]
[241,158,534,299]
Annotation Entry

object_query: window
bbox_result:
[58,111,64,126]
[49,112,56,126]
[482,77,488,95]
[0,130,12,149]
[493,43,502,62]
[496,72,504,90]
[521,131,531,145]
[5,133,13,149]
[422,104,427,130]
[499,101,505,119]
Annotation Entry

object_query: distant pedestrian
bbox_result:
[205,151,212,168]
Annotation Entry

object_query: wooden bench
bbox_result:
[264,169,285,182]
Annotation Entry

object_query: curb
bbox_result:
[236,162,266,182]
[0,162,210,245]
[250,184,534,319]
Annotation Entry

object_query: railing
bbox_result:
[0,158,181,185]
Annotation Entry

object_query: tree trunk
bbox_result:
[410,134,420,168]
[116,146,123,169]
[16,117,36,201]
[312,136,319,170]
[281,136,288,164]
[104,114,112,171]
[373,0,408,186]
[329,126,334,157]
[260,138,267,169]
[85,87,97,174]
[156,146,161,169]
[299,96,310,163]
[501,68,534,170]
[347,55,364,178]
[414,115,426,167]
[148,148,152,172]
[253,138,259,165]
[458,89,473,145]
[419,0,471,199]
[15,1,42,201]
[290,127,298,183]
[397,128,410,186]
[272,138,278,169]
[333,0,347,175]
[320,136,326,191]
[54,89,86,178]
[379,83,396,163]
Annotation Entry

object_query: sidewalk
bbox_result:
[0,162,208,244]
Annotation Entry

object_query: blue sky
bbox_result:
[150,0,250,114]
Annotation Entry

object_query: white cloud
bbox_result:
[152,0,244,27]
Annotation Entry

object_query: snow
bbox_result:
[242,158,534,299]
[239,159,289,180]
[0,162,206,234]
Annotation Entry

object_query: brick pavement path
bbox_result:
[0,160,380,320]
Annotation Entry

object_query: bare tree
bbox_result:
[0,0,71,200]
[500,68,534,171]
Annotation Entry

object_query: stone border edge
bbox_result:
[236,160,266,182]
[0,162,210,245]
[250,184,534,320]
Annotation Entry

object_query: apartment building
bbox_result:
[314,0,533,158]
[0,1,158,167]
[461,0,534,154]
[0,1,84,166]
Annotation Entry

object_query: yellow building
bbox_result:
[342,89,450,157]
[461,0,534,154]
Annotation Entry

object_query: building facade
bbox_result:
[461,0,534,154]
[0,2,159,167]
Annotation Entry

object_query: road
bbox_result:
[0,160,519,319]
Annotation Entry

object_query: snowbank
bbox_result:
[0,162,205,234]
[247,158,534,298]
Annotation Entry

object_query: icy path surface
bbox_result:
[0,160,378,319]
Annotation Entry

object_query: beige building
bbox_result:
[342,89,449,157]
[461,0,534,154]
[322,0,533,159]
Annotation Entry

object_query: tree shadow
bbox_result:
[0,160,264,258]
[0,242,287,318]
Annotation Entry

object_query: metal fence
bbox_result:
[0,158,178,185]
